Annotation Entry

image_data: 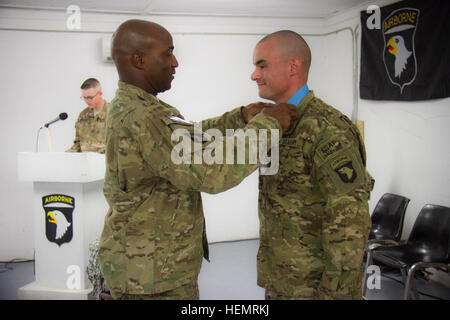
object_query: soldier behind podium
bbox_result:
[66,78,108,153]
[97,19,298,300]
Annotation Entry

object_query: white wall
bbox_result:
[361,97,450,239]
[0,30,118,261]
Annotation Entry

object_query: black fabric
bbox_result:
[360,0,450,100]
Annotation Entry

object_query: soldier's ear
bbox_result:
[131,50,145,70]
[289,57,302,76]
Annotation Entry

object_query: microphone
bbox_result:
[36,112,68,151]
[44,112,68,128]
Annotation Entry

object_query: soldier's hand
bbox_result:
[241,102,274,123]
[262,103,299,133]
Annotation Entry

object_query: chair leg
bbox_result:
[411,279,420,300]
[408,263,450,299]
[400,268,406,283]
[404,265,420,300]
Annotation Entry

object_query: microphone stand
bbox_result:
[36,126,53,152]
[36,113,67,152]
[36,127,41,152]
[45,127,53,152]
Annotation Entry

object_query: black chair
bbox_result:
[365,204,450,299]
[362,193,410,296]
[369,193,410,243]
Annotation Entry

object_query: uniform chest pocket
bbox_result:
[260,137,310,191]
[268,137,313,189]
[76,118,89,129]
[278,138,306,173]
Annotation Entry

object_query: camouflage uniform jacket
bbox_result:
[257,91,374,299]
[98,81,281,296]
[66,102,108,153]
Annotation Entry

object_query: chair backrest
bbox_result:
[408,204,450,262]
[370,193,410,241]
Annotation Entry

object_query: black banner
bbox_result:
[360,0,450,101]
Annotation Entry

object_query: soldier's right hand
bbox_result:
[242,102,274,123]
[262,103,299,133]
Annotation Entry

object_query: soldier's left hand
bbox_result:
[262,103,299,133]
[242,102,275,123]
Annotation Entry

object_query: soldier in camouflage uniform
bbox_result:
[97,20,298,300]
[250,31,375,299]
[66,78,108,153]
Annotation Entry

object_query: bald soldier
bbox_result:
[97,20,298,300]
[249,31,375,300]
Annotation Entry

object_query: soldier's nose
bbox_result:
[251,69,259,81]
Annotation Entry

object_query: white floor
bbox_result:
[198,239,265,300]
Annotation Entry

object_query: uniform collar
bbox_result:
[287,84,310,106]
[296,90,315,119]
[282,90,315,136]
[117,81,160,105]
[89,101,108,119]
[298,90,314,108]
[96,101,108,119]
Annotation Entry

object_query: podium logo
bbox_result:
[42,194,75,246]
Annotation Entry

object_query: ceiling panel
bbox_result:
[0,0,151,12]
[0,0,371,18]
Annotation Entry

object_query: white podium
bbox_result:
[17,152,108,300]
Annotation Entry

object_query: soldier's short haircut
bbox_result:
[259,30,311,77]
[80,78,101,90]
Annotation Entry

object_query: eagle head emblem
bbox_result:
[386,35,412,78]
[47,210,71,240]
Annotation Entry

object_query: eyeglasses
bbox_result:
[80,92,100,101]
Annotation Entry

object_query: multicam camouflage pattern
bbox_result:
[113,280,199,300]
[66,102,108,153]
[86,239,107,299]
[257,91,374,300]
[97,81,281,299]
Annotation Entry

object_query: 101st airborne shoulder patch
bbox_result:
[326,150,364,194]
[330,155,357,183]
[317,138,364,194]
